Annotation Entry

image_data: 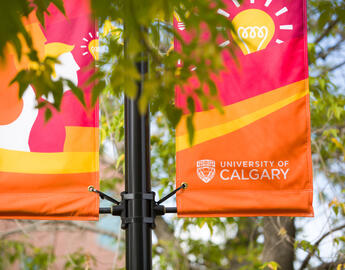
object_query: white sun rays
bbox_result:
[265,0,273,7]
[177,1,295,50]
[216,8,231,48]
[275,7,288,16]
[219,40,231,48]
[232,0,240,8]
[83,32,99,42]
[81,32,99,56]
[177,22,186,31]
[217,0,294,50]
[217,8,230,18]
[280,25,293,30]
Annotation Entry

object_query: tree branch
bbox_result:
[328,60,345,73]
[316,37,345,60]
[314,18,340,45]
[154,216,192,269]
[311,259,345,270]
[0,220,118,240]
[312,123,345,136]
[298,223,345,270]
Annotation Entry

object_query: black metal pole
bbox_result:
[124,54,151,269]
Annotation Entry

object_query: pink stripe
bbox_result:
[176,37,307,112]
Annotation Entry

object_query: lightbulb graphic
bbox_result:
[231,9,275,55]
[177,0,294,60]
[88,39,99,60]
[81,32,99,60]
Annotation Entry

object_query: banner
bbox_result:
[0,0,99,220]
[175,0,313,216]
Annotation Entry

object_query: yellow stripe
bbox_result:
[0,149,99,174]
[176,89,309,152]
[177,79,308,136]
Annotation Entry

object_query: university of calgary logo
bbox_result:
[197,160,216,183]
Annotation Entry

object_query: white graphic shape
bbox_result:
[219,40,231,47]
[237,26,268,54]
[45,52,80,103]
[0,86,38,152]
[197,160,216,183]
[217,9,230,18]
[275,7,288,17]
[276,39,284,44]
[177,22,185,31]
[280,25,293,30]
[232,0,240,8]
[53,52,80,92]
[264,0,273,7]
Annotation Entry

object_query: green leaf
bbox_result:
[187,96,195,115]
[260,261,280,270]
[186,115,194,146]
[92,80,106,106]
[44,108,52,122]
[51,0,66,15]
[67,81,86,107]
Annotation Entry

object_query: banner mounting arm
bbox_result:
[157,183,187,205]
[95,183,187,218]
[88,186,121,205]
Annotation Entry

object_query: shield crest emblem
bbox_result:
[197,160,216,183]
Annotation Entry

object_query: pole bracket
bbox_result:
[96,183,188,230]
[114,191,156,229]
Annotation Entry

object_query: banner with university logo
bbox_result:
[0,0,99,220]
[175,0,313,217]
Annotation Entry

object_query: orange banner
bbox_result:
[0,0,99,220]
[175,0,313,217]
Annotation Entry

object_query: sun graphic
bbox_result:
[215,0,293,55]
[80,32,99,60]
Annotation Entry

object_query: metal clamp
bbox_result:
[96,183,188,229]
[112,191,156,229]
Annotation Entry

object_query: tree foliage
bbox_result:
[0,0,344,269]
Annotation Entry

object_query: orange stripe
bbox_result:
[0,193,99,220]
[176,79,308,136]
[64,127,99,152]
[177,190,313,217]
[0,171,98,193]
[0,171,99,220]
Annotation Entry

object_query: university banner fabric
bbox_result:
[0,0,99,220]
[175,0,313,217]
